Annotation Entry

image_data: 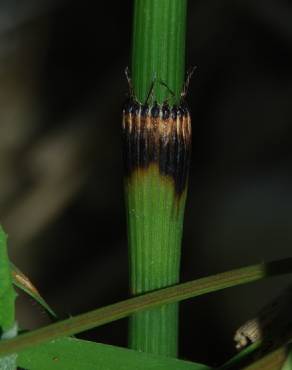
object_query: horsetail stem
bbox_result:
[131,0,187,105]
[124,0,189,357]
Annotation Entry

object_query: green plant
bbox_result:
[0,1,292,369]
[126,0,188,356]
[0,227,17,369]
[2,243,292,368]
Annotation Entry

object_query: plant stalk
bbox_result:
[125,0,188,357]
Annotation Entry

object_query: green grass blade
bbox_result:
[221,343,292,370]
[11,263,57,319]
[236,344,292,370]
[219,342,261,370]
[0,226,17,369]
[240,346,287,370]
[0,229,16,333]
[0,257,291,357]
[282,348,292,370]
[17,337,210,370]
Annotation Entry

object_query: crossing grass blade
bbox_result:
[219,342,261,370]
[240,346,287,370]
[17,337,210,370]
[282,348,292,370]
[0,257,292,358]
[235,343,292,370]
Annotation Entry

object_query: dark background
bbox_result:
[1,0,292,366]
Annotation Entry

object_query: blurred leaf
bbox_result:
[0,228,16,332]
[219,342,261,370]
[0,226,17,370]
[11,263,57,319]
[282,348,292,370]
[0,257,292,357]
[17,337,210,370]
[240,346,287,370]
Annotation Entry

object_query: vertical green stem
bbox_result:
[132,0,187,105]
[125,0,189,357]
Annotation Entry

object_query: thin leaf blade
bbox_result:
[17,337,210,370]
[0,226,17,370]
[0,257,292,358]
[11,263,57,319]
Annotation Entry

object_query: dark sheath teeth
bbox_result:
[162,104,170,120]
[151,102,160,118]
[141,104,149,117]
[171,106,178,120]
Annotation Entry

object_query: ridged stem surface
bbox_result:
[127,0,188,357]
[132,0,187,105]
[126,167,186,356]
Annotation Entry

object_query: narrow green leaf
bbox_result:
[11,263,57,319]
[219,342,261,370]
[0,226,17,370]
[0,257,291,357]
[235,343,292,370]
[240,346,287,370]
[17,337,210,370]
[281,348,292,370]
[0,228,16,333]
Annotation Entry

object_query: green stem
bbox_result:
[126,0,188,357]
[132,0,187,105]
